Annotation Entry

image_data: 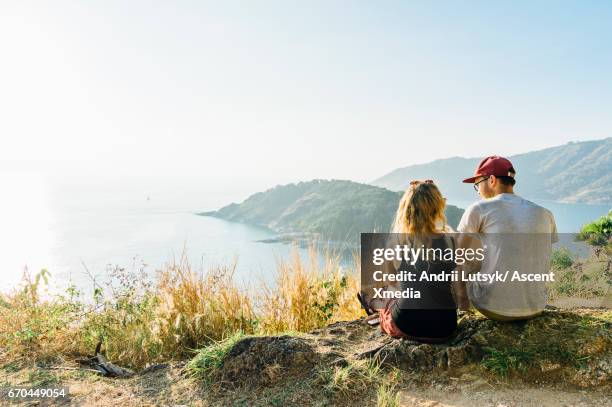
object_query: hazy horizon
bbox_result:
[2,1,611,285]
[2,1,612,193]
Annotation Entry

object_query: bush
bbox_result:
[78,259,258,368]
[547,258,609,299]
[0,245,363,369]
[550,247,574,270]
[187,332,245,382]
[576,211,612,249]
[0,269,84,366]
[78,270,163,368]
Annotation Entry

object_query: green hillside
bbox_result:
[199,179,464,242]
[373,137,612,204]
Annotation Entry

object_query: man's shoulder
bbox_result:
[478,194,545,211]
[464,199,487,211]
[457,201,484,233]
[493,194,557,226]
[462,194,547,217]
[464,197,498,213]
[515,196,556,219]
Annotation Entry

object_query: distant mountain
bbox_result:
[199,180,464,243]
[373,138,612,205]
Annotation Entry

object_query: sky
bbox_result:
[1,0,611,194]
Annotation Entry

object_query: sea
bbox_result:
[1,173,609,294]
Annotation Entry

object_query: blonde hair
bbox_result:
[391,182,447,237]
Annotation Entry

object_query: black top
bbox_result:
[390,235,457,339]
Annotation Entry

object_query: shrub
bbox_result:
[576,211,612,250]
[187,332,245,382]
[79,259,257,368]
[0,245,363,369]
[550,247,574,270]
[0,269,84,366]
[547,259,609,299]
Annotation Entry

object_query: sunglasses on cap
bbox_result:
[409,179,434,186]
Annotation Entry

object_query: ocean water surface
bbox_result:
[1,173,608,294]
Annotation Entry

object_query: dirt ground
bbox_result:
[3,361,610,407]
[2,304,610,406]
[4,364,609,406]
[399,386,611,407]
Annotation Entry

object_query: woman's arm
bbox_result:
[451,279,470,311]
[450,234,474,311]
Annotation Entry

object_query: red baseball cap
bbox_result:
[462,155,516,183]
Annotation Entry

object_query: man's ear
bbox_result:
[489,175,497,186]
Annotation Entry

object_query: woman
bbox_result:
[363,180,460,342]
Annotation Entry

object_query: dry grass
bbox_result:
[155,258,257,354]
[258,246,363,333]
[318,359,382,396]
[0,245,362,369]
[2,243,607,371]
[547,250,610,300]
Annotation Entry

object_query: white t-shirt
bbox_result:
[457,193,558,317]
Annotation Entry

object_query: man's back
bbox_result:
[458,193,557,234]
[457,193,558,317]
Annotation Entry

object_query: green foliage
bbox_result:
[550,247,574,270]
[187,332,245,382]
[576,210,612,248]
[377,382,400,407]
[203,179,464,243]
[548,257,610,299]
[374,137,612,204]
[311,275,347,325]
[480,311,610,377]
[1,247,361,370]
[79,290,163,367]
[555,268,578,295]
[27,369,61,386]
[481,347,536,376]
[318,359,383,396]
[0,269,84,364]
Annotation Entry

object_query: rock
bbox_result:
[446,346,468,368]
[200,309,611,390]
[219,335,320,386]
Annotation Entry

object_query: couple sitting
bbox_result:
[361,155,558,342]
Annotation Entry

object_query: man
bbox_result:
[457,155,558,321]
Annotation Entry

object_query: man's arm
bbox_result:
[549,210,559,244]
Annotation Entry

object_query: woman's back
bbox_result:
[390,234,457,339]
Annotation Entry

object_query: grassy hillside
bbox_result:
[199,179,464,242]
[1,250,609,406]
[1,215,609,406]
[373,137,612,204]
